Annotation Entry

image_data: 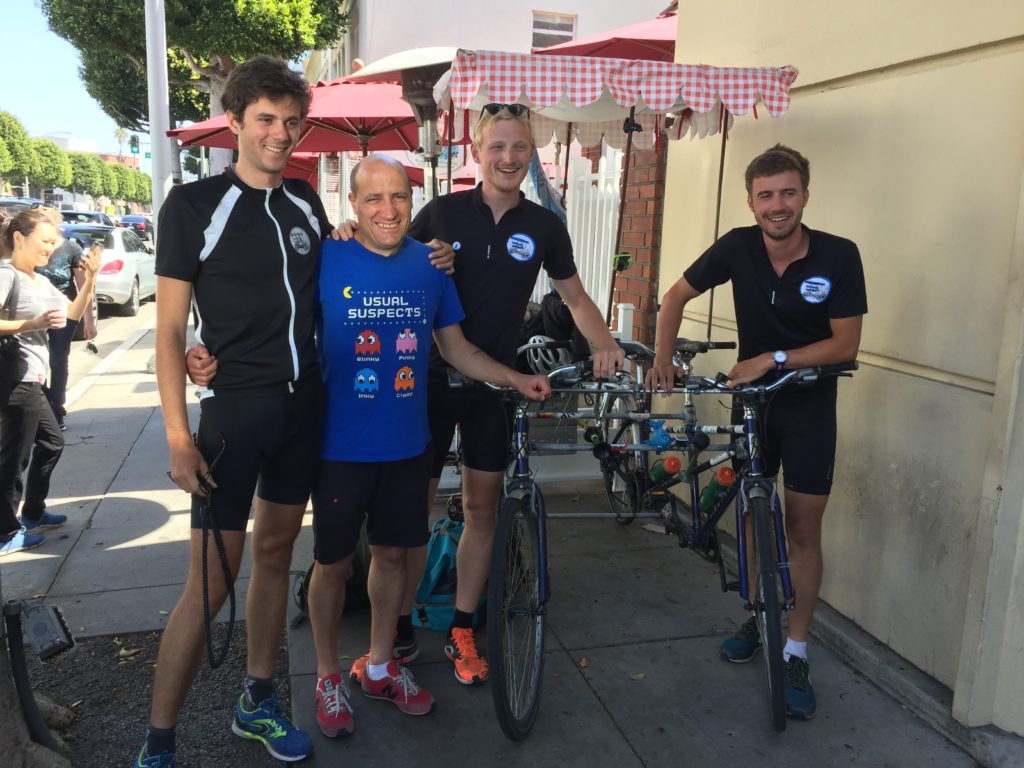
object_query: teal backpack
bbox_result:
[413,518,484,631]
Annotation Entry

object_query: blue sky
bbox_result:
[2,0,145,164]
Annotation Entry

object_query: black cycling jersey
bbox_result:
[156,168,331,395]
[409,184,577,368]
[684,225,867,362]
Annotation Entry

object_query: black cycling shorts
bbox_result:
[191,380,324,530]
[428,372,513,477]
[734,380,838,496]
[312,447,433,565]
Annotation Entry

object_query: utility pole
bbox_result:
[144,0,174,230]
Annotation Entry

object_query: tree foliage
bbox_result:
[0,112,34,180]
[134,169,152,203]
[79,47,206,131]
[68,152,102,196]
[111,162,133,202]
[0,139,12,176]
[100,161,119,199]
[28,138,73,191]
[42,0,348,127]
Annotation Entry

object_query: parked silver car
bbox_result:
[94,227,157,316]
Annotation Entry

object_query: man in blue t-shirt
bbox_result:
[307,155,550,736]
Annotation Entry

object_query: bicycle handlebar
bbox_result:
[684,361,859,395]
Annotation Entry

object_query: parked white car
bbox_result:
[94,227,157,316]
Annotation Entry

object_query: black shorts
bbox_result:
[734,380,838,496]
[428,372,513,476]
[312,448,433,565]
[191,380,324,530]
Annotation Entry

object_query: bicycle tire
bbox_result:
[601,395,642,524]
[488,493,546,741]
[750,494,786,731]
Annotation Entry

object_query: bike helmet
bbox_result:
[525,335,572,374]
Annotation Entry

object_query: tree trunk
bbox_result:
[208,72,233,176]
[0,571,71,768]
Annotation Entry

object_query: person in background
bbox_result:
[0,208,99,556]
[36,207,100,430]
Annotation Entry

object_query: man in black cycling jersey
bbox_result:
[646,144,867,721]
[137,57,329,767]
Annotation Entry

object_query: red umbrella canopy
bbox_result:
[168,81,422,155]
[534,11,677,62]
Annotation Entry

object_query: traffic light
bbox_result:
[130,135,140,154]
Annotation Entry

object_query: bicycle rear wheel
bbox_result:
[488,493,546,740]
[601,395,642,524]
[750,494,786,731]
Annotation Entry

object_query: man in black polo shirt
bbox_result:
[647,144,867,720]
[377,104,625,687]
[135,58,328,766]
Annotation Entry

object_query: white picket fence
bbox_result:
[320,145,624,321]
[523,146,623,319]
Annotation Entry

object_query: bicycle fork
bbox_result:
[734,403,796,610]
[507,402,551,606]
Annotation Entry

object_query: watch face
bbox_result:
[774,351,787,364]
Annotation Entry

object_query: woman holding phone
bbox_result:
[0,207,100,556]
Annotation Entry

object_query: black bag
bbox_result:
[0,265,26,397]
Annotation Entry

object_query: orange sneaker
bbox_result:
[444,627,489,685]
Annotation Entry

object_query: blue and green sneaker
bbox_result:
[134,746,175,767]
[719,616,762,663]
[232,693,313,762]
[784,656,817,719]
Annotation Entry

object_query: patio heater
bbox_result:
[396,62,450,201]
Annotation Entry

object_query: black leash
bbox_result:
[194,435,234,669]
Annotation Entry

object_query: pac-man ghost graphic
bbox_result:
[354,368,378,392]
[355,330,381,356]
[396,328,418,354]
[394,366,415,392]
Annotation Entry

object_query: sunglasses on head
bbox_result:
[480,103,530,118]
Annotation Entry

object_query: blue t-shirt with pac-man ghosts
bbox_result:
[318,236,465,461]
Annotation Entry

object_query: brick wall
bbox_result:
[584,142,666,345]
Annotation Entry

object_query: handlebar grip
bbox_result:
[674,338,737,355]
[814,361,858,376]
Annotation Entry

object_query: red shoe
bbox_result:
[360,661,435,716]
[315,672,354,738]
[347,639,419,685]
[444,627,489,685]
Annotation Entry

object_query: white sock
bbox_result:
[783,638,807,662]
[367,661,392,681]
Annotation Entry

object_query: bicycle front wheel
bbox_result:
[750,494,786,732]
[488,493,546,740]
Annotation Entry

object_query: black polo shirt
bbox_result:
[409,184,577,368]
[684,225,867,362]
[156,168,331,395]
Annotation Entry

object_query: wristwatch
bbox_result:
[773,350,788,371]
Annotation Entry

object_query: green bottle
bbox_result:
[699,467,737,512]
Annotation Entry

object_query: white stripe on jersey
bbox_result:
[199,185,242,262]
[263,190,301,381]
[282,185,322,241]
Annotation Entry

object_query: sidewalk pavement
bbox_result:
[0,327,991,767]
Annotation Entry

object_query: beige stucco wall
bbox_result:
[663,0,1024,734]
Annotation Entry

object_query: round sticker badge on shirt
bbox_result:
[800,276,832,304]
[506,233,536,262]
[289,226,312,256]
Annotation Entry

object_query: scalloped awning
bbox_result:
[436,49,798,149]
